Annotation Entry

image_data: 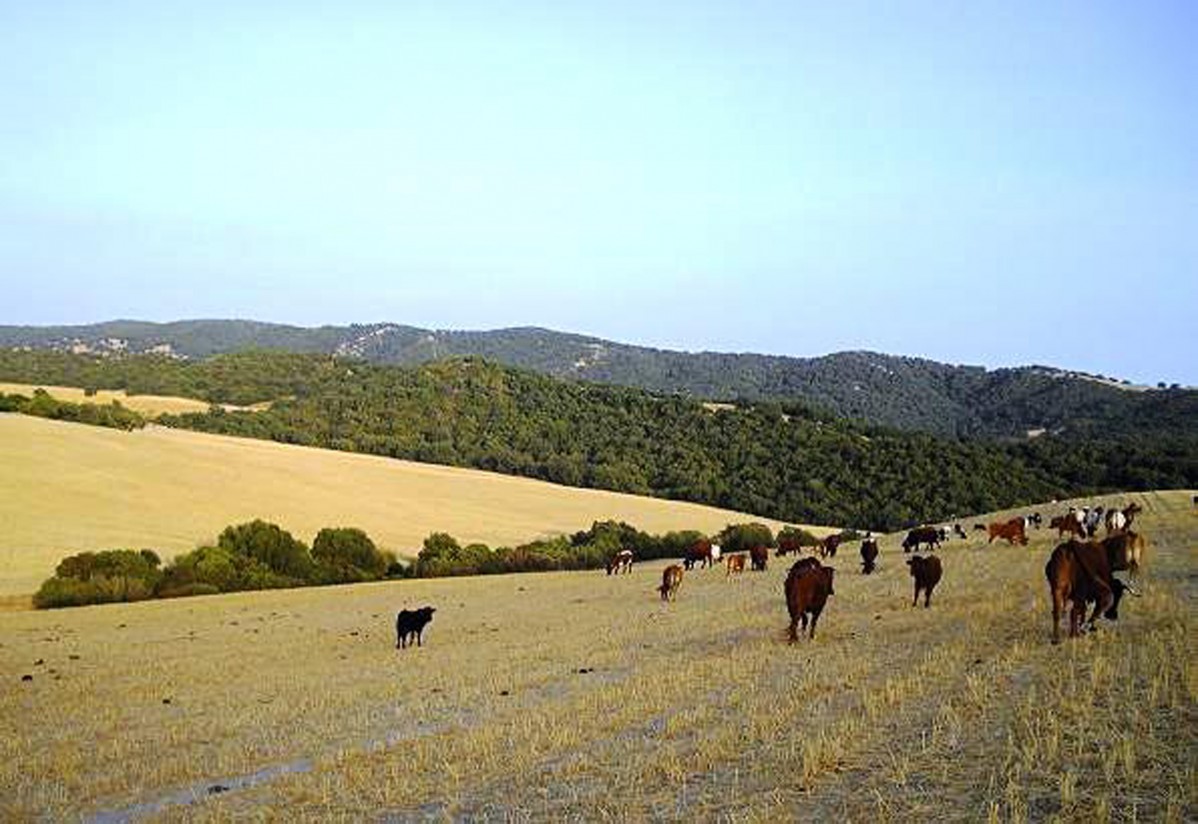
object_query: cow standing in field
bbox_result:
[785,559,835,642]
[659,565,684,601]
[819,533,842,558]
[902,526,940,553]
[1045,540,1124,643]
[683,539,714,570]
[906,555,942,608]
[953,524,968,540]
[860,538,879,575]
[725,554,746,577]
[749,545,769,572]
[606,549,634,575]
[1050,512,1087,540]
[987,517,1029,546]
[396,606,437,649]
[1105,502,1142,535]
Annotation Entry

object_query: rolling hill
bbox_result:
[3,318,1192,438]
[0,413,808,598]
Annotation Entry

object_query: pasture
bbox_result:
[0,414,806,599]
[1,491,1193,821]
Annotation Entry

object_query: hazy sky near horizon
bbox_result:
[1,1,1195,384]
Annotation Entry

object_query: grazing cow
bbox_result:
[1100,530,1146,580]
[776,532,817,556]
[952,524,968,540]
[683,539,714,571]
[395,606,436,649]
[749,545,769,572]
[1050,513,1087,540]
[606,549,634,575]
[987,517,1029,546]
[725,553,746,577]
[860,538,879,574]
[1108,502,1142,534]
[785,559,835,642]
[936,527,950,543]
[818,533,842,558]
[658,565,684,601]
[902,526,941,553]
[1082,506,1105,538]
[906,555,942,608]
[1045,540,1122,643]
[1025,512,1043,530]
[973,523,987,532]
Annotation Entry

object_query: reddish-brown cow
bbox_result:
[987,517,1029,546]
[658,565,684,602]
[785,559,835,642]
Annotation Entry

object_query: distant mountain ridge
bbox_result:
[0,318,1190,439]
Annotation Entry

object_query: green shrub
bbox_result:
[313,527,387,583]
[218,520,314,581]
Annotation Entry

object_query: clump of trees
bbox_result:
[35,520,401,608]
[0,389,145,430]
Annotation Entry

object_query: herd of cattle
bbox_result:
[397,501,1150,650]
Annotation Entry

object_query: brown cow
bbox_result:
[1045,539,1127,643]
[860,538,879,574]
[725,554,746,577]
[749,545,769,572]
[683,539,714,570]
[658,565,683,602]
[785,559,835,642]
[987,517,1028,546]
[1100,531,1146,580]
[818,533,842,558]
[606,549,634,575]
[1050,513,1087,540]
[906,555,942,607]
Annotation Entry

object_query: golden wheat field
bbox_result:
[0,413,808,600]
[0,382,222,417]
[1,490,1192,821]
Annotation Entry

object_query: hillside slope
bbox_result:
[0,414,805,597]
[3,319,1191,438]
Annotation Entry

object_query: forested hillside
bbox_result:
[1,319,1189,438]
[3,349,1193,531]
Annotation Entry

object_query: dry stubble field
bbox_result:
[1,491,1193,821]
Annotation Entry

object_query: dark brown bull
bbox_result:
[902,526,940,553]
[818,533,842,558]
[683,539,714,570]
[906,555,942,607]
[749,545,769,572]
[785,559,835,642]
[1045,540,1127,643]
[860,538,879,574]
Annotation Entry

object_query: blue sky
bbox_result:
[1,1,1195,384]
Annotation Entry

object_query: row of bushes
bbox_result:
[34,518,837,608]
[409,521,832,578]
[34,520,400,608]
[0,389,146,430]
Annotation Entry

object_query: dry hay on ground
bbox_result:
[1,490,1192,821]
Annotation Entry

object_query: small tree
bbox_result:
[218,520,314,582]
[313,527,387,583]
[718,523,776,554]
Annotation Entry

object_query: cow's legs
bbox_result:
[912,585,920,608]
[1051,589,1065,644]
[924,587,933,608]
[808,609,820,639]
[1085,582,1114,632]
[788,617,799,644]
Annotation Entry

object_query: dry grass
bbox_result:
[0,414,809,597]
[0,490,1192,821]
[0,382,223,417]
